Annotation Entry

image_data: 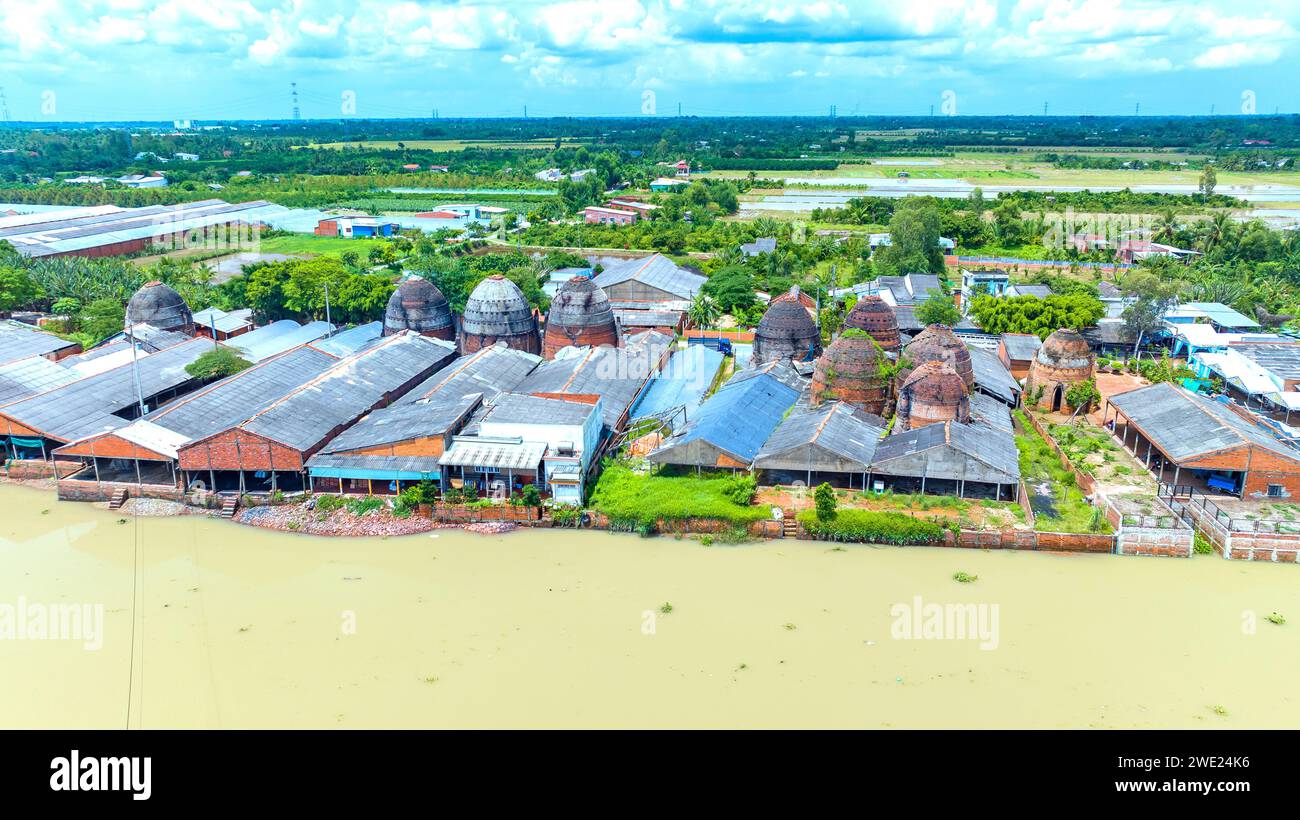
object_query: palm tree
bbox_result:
[1152,210,1178,244]
[688,293,721,329]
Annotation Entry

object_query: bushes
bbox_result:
[722,474,757,506]
[814,482,837,521]
[185,348,253,380]
[588,461,766,531]
[796,508,946,545]
[314,494,346,513]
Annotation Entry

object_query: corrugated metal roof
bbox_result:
[306,453,444,478]
[230,320,335,362]
[319,392,482,454]
[871,421,1020,483]
[517,331,671,429]
[0,337,210,442]
[754,402,885,471]
[3,200,279,258]
[483,393,597,426]
[0,321,79,365]
[632,344,723,420]
[1180,302,1260,329]
[311,322,383,358]
[592,254,706,299]
[439,437,547,469]
[1000,333,1042,361]
[1109,382,1300,463]
[233,333,459,452]
[970,392,1014,433]
[396,342,540,407]
[192,307,254,335]
[1230,342,1300,381]
[0,355,82,405]
[967,345,1021,405]
[650,369,800,465]
[146,345,338,441]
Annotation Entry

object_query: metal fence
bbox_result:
[1159,483,1300,534]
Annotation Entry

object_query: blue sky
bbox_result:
[1,0,1298,121]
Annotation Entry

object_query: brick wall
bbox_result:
[56,479,183,503]
[941,529,1114,552]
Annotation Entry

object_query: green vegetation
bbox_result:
[952,571,978,583]
[313,494,347,513]
[796,508,946,545]
[1065,378,1101,411]
[1193,533,1215,555]
[1267,612,1287,626]
[185,348,252,380]
[915,290,961,326]
[346,497,385,516]
[969,293,1105,337]
[587,460,767,532]
[1015,411,1113,534]
[814,482,837,521]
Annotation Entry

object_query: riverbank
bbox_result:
[3,482,1300,728]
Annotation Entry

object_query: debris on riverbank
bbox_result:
[236,503,444,537]
[99,498,191,517]
[465,522,517,536]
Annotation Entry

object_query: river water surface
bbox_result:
[2,484,1298,729]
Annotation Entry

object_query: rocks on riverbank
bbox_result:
[237,503,446,537]
[465,522,517,535]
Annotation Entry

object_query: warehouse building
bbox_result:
[648,363,802,470]
[868,421,1021,500]
[174,333,457,495]
[0,337,212,463]
[306,391,484,495]
[591,254,706,303]
[0,200,274,258]
[1105,382,1300,498]
[0,320,82,364]
[753,402,886,488]
[439,393,604,503]
[52,345,340,498]
[518,331,673,434]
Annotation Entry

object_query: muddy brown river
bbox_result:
[2,484,1297,728]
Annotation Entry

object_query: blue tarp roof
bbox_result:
[632,345,723,419]
[654,369,800,464]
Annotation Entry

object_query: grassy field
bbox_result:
[1014,411,1112,534]
[301,138,583,151]
[257,234,389,257]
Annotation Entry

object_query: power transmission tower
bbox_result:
[0,87,9,122]
[1135,102,1140,116]
[1043,101,1048,116]
[291,82,300,120]
[677,102,682,117]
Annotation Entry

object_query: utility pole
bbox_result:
[323,280,332,327]
[128,325,146,418]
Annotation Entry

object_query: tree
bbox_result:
[0,266,42,312]
[968,293,1105,337]
[701,265,756,314]
[1199,165,1217,198]
[1120,271,1181,355]
[875,197,944,274]
[185,348,253,380]
[80,297,125,343]
[1065,378,1101,412]
[688,292,721,328]
[814,482,837,522]
[915,290,961,327]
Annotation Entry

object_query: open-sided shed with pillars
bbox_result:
[1104,382,1300,498]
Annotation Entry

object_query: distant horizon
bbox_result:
[2,112,1299,129]
[1,1,1298,123]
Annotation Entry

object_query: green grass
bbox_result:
[796,508,947,545]
[1015,411,1113,534]
[588,461,767,531]
[256,234,390,257]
